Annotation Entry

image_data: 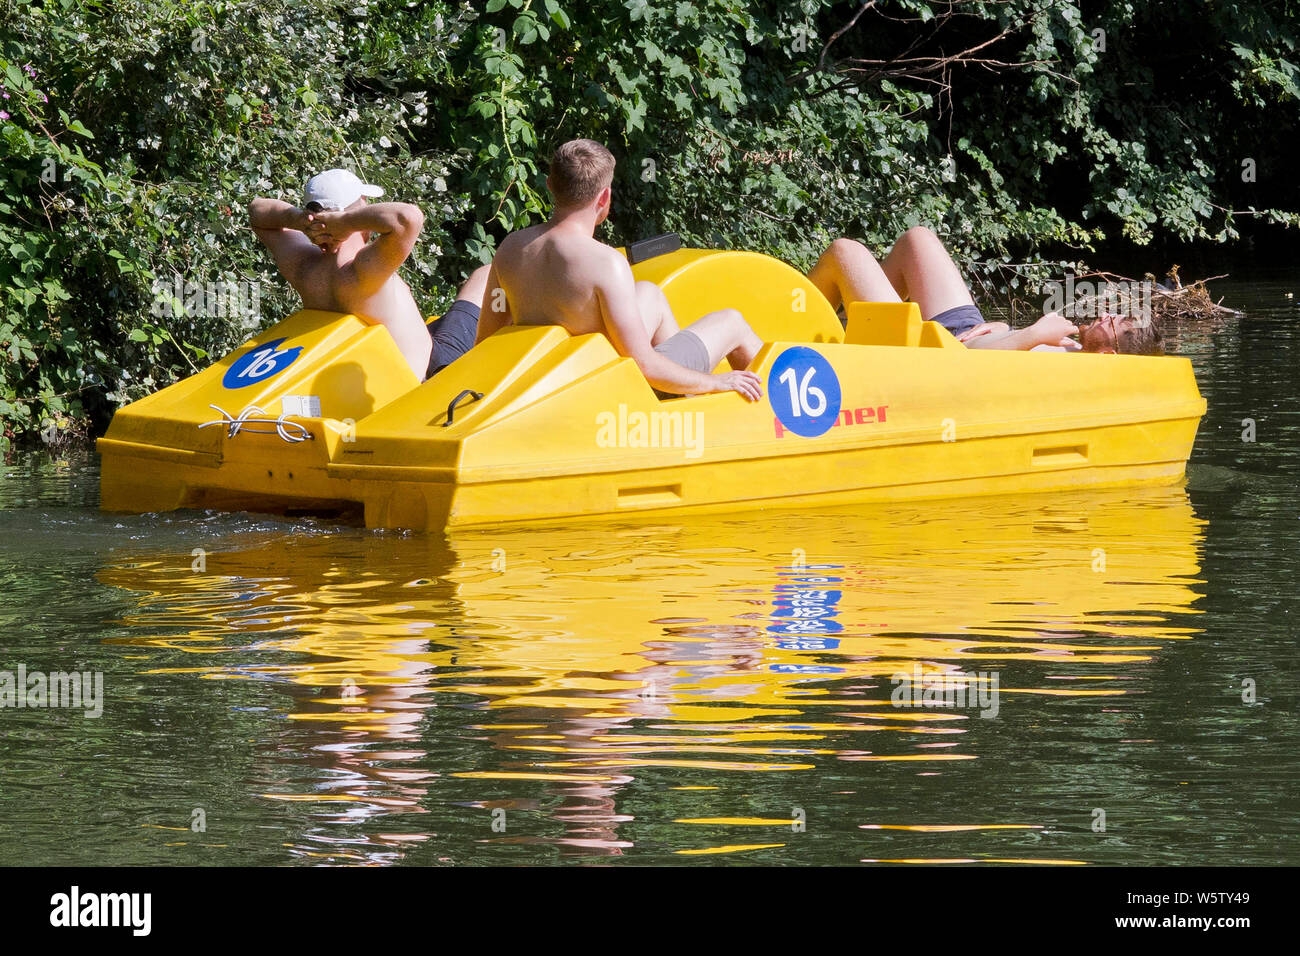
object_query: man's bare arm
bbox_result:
[962,313,1079,350]
[248,198,318,279]
[310,202,425,296]
[474,263,512,344]
[594,256,728,396]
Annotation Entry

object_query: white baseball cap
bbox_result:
[301,168,384,211]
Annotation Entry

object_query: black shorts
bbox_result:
[426,300,480,379]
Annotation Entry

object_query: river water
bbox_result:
[1,276,1296,865]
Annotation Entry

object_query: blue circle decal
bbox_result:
[222,338,303,389]
[768,347,842,437]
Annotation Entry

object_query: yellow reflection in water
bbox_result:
[99,486,1204,862]
[863,857,1088,865]
[676,844,787,856]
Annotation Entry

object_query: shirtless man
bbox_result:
[248,168,488,381]
[809,230,1079,350]
[480,139,764,400]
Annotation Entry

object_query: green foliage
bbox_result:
[2,0,1298,449]
[1,0,469,448]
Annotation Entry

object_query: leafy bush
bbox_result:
[2,0,1297,451]
[2,0,468,450]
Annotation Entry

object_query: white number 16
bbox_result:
[778,366,827,417]
[239,346,284,379]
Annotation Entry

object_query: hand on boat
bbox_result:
[712,370,763,402]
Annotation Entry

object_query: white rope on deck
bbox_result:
[198,404,313,443]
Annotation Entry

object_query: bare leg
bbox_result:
[684,309,763,370]
[807,238,902,312]
[458,264,492,310]
[634,280,681,346]
[880,226,975,319]
[638,280,760,369]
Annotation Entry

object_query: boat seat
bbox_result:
[631,248,844,346]
[843,301,965,348]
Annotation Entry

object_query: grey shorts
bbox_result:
[654,329,711,372]
[652,328,712,399]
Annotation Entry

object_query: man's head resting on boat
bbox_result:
[546,138,615,223]
[1077,313,1164,354]
[300,169,385,252]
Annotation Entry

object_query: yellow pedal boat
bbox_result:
[98,246,1207,530]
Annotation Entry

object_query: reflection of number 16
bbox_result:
[778,366,827,416]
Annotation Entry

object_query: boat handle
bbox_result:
[443,389,484,426]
